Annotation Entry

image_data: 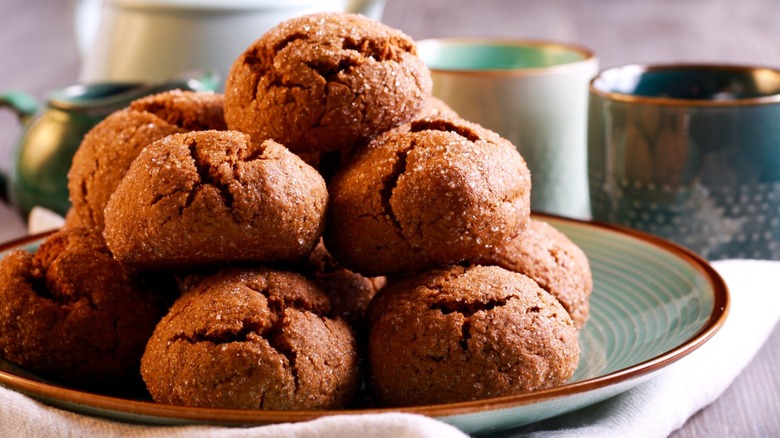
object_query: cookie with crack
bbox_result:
[68,90,226,230]
[103,130,327,269]
[367,264,579,407]
[140,266,361,409]
[474,219,593,329]
[0,227,173,393]
[292,97,459,183]
[302,239,386,330]
[224,12,432,153]
[325,117,532,276]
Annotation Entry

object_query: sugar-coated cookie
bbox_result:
[141,267,360,409]
[103,130,328,269]
[325,117,532,276]
[0,227,173,392]
[475,219,593,328]
[224,12,432,153]
[367,264,579,406]
[68,90,225,230]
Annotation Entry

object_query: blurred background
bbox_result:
[3,0,780,187]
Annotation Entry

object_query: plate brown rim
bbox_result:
[0,215,729,424]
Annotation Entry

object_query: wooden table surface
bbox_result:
[1,0,779,436]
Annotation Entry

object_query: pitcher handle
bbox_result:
[0,91,39,202]
[0,92,39,124]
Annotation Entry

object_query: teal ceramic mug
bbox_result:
[588,64,780,260]
[0,72,218,218]
[417,38,598,219]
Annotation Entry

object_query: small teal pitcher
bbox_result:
[0,73,218,217]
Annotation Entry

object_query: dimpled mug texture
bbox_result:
[588,64,780,260]
[417,39,598,219]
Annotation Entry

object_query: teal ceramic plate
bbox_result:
[0,215,728,434]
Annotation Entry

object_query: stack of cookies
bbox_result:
[0,12,591,409]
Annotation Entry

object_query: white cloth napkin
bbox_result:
[516,259,780,438]
[1,209,778,437]
[26,206,65,235]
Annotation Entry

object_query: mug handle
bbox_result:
[0,91,39,202]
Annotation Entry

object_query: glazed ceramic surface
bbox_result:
[0,74,218,217]
[589,64,780,260]
[0,215,728,434]
[417,39,598,219]
[76,0,387,86]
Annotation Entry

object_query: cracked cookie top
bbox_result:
[140,266,360,409]
[301,239,386,330]
[224,12,432,154]
[102,130,328,269]
[0,227,173,392]
[68,91,226,230]
[366,264,579,407]
[325,116,532,276]
[474,219,593,329]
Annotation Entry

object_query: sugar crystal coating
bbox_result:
[325,117,532,276]
[367,264,580,407]
[474,219,593,328]
[141,267,360,409]
[0,227,173,392]
[103,130,328,269]
[224,12,432,153]
[67,91,225,230]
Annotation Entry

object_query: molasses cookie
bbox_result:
[103,130,328,269]
[63,207,83,229]
[423,96,459,119]
[303,240,386,329]
[296,97,459,182]
[475,219,593,328]
[141,267,360,409]
[325,117,532,276]
[367,264,579,407]
[68,90,226,230]
[0,227,173,392]
[129,89,226,131]
[382,96,460,137]
[224,12,432,153]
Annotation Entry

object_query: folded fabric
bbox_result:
[26,206,65,235]
[0,391,468,438]
[1,207,778,438]
[508,259,780,437]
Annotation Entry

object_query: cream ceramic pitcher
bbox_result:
[75,0,388,87]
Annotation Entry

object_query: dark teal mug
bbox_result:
[588,64,780,260]
[0,72,218,217]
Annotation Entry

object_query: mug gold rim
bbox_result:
[589,63,780,106]
[416,37,598,77]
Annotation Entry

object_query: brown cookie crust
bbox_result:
[475,219,593,328]
[0,227,171,392]
[385,96,460,136]
[68,110,185,230]
[129,89,226,132]
[367,264,579,407]
[302,240,385,329]
[141,267,360,409]
[325,117,532,276]
[67,91,225,230]
[224,12,432,153]
[103,130,328,269]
